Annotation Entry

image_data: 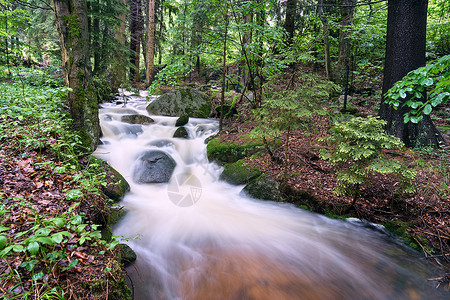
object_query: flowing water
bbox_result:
[95,98,446,300]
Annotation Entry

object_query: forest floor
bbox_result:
[180,64,450,288]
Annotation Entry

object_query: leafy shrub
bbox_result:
[384,54,450,123]
[320,116,416,210]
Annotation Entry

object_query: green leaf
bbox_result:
[49,218,66,228]
[20,260,38,272]
[32,272,44,281]
[423,104,432,115]
[36,236,54,245]
[431,94,445,107]
[403,115,410,123]
[410,115,423,123]
[13,244,24,253]
[51,231,71,244]
[399,89,407,98]
[27,242,40,255]
[0,226,10,232]
[0,235,7,249]
[62,259,79,271]
[424,78,434,86]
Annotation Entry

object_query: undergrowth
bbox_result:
[0,67,129,299]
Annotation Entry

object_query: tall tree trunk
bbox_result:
[284,0,296,46]
[146,0,156,86]
[91,0,101,75]
[219,4,229,132]
[134,0,143,82]
[51,0,100,149]
[337,0,355,85]
[318,0,333,82]
[129,0,142,83]
[380,0,442,148]
[112,0,128,90]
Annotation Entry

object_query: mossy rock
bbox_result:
[220,160,261,185]
[121,114,154,125]
[173,127,189,139]
[108,204,127,226]
[215,104,237,118]
[118,244,137,267]
[146,87,211,118]
[102,166,130,202]
[241,175,283,201]
[175,114,189,127]
[206,137,264,165]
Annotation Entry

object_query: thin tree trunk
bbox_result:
[284,0,296,46]
[146,0,156,86]
[219,5,229,132]
[92,0,100,75]
[337,0,355,85]
[112,0,127,90]
[318,0,333,82]
[134,0,143,83]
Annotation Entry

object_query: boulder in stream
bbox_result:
[133,150,177,184]
[173,127,189,139]
[121,114,154,125]
[146,87,211,118]
[241,175,283,201]
[175,114,189,127]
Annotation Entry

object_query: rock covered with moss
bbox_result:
[220,160,261,185]
[206,137,264,165]
[241,175,283,201]
[146,87,211,118]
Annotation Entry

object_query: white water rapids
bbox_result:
[94,98,445,300]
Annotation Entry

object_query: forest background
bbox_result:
[0,0,449,298]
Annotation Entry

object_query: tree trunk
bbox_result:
[129,0,142,83]
[146,0,156,86]
[380,0,442,148]
[112,0,127,90]
[219,5,229,132]
[337,0,355,85]
[51,0,100,149]
[284,0,296,46]
[322,18,333,82]
[91,0,100,75]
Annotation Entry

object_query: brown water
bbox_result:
[95,99,446,300]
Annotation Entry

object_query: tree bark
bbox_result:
[318,0,333,82]
[380,0,442,148]
[129,0,142,83]
[112,0,128,90]
[284,0,296,46]
[51,0,100,149]
[337,0,355,85]
[146,0,155,86]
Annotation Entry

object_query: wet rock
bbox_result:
[103,114,113,121]
[241,175,283,201]
[206,137,264,165]
[133,150,177,184]
[118,244,137,267]
[220,160,261,185]
[146,87,211,118]
[175,114,189,127]
[121,124,143,136]
[121,114,154,125]
[101,166,130,202]
[173,127,189,139]
[147,139,174,148]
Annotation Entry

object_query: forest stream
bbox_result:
[94,96,446,300]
